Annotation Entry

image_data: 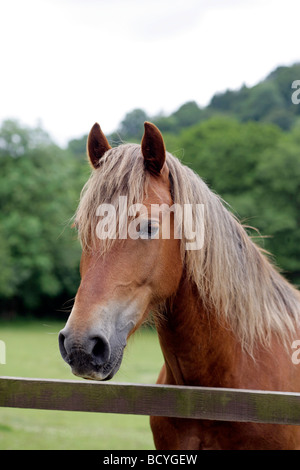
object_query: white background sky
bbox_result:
[1,0,300,146]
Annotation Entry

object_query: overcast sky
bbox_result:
[1,0,300,146]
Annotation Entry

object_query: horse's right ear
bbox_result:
[87,123,111,169]
[141,122,166,176]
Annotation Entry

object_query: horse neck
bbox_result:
[155,272,242,388]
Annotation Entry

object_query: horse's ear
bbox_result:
[141,122,166,176]
[87,123,111,169]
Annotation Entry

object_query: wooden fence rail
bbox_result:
[1,376,300,425]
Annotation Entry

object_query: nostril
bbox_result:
[91,336,110,364]
[58,332,68,360]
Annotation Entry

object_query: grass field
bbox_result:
[0,319,164,450]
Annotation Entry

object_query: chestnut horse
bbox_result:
[59,122,300,449]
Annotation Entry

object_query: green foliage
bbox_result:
[118,108,149,141]
[254,130,300,280]
[209,63,300,130]
[0,119,52,157]
[0,120,87,314]
[153,101,216,135]
[67,134,88,158]
[178,117,282,195]
[178,116,300,284]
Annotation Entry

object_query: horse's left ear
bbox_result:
[141,122,166,176]
[87,123,111,169]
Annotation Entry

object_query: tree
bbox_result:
[254,132,300,283]
[208,63,300,129]
[118,109,149,141]
[177,117,300,283]
[0,120,85,315]
[0,119,52,158]
[178,117,282,196]
[238,82,285,122]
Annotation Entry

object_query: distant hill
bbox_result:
[68,62,300,152]
[208,63,300,131]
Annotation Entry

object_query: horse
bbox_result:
[58,121,300,449]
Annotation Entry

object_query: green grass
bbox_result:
[0,319,164,449]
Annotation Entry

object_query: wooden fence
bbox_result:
[1,376,300,425]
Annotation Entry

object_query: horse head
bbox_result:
[58,122,182,380]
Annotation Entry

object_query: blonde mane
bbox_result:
[75,143,300,353]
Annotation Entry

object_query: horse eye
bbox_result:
[139,220,159,239]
